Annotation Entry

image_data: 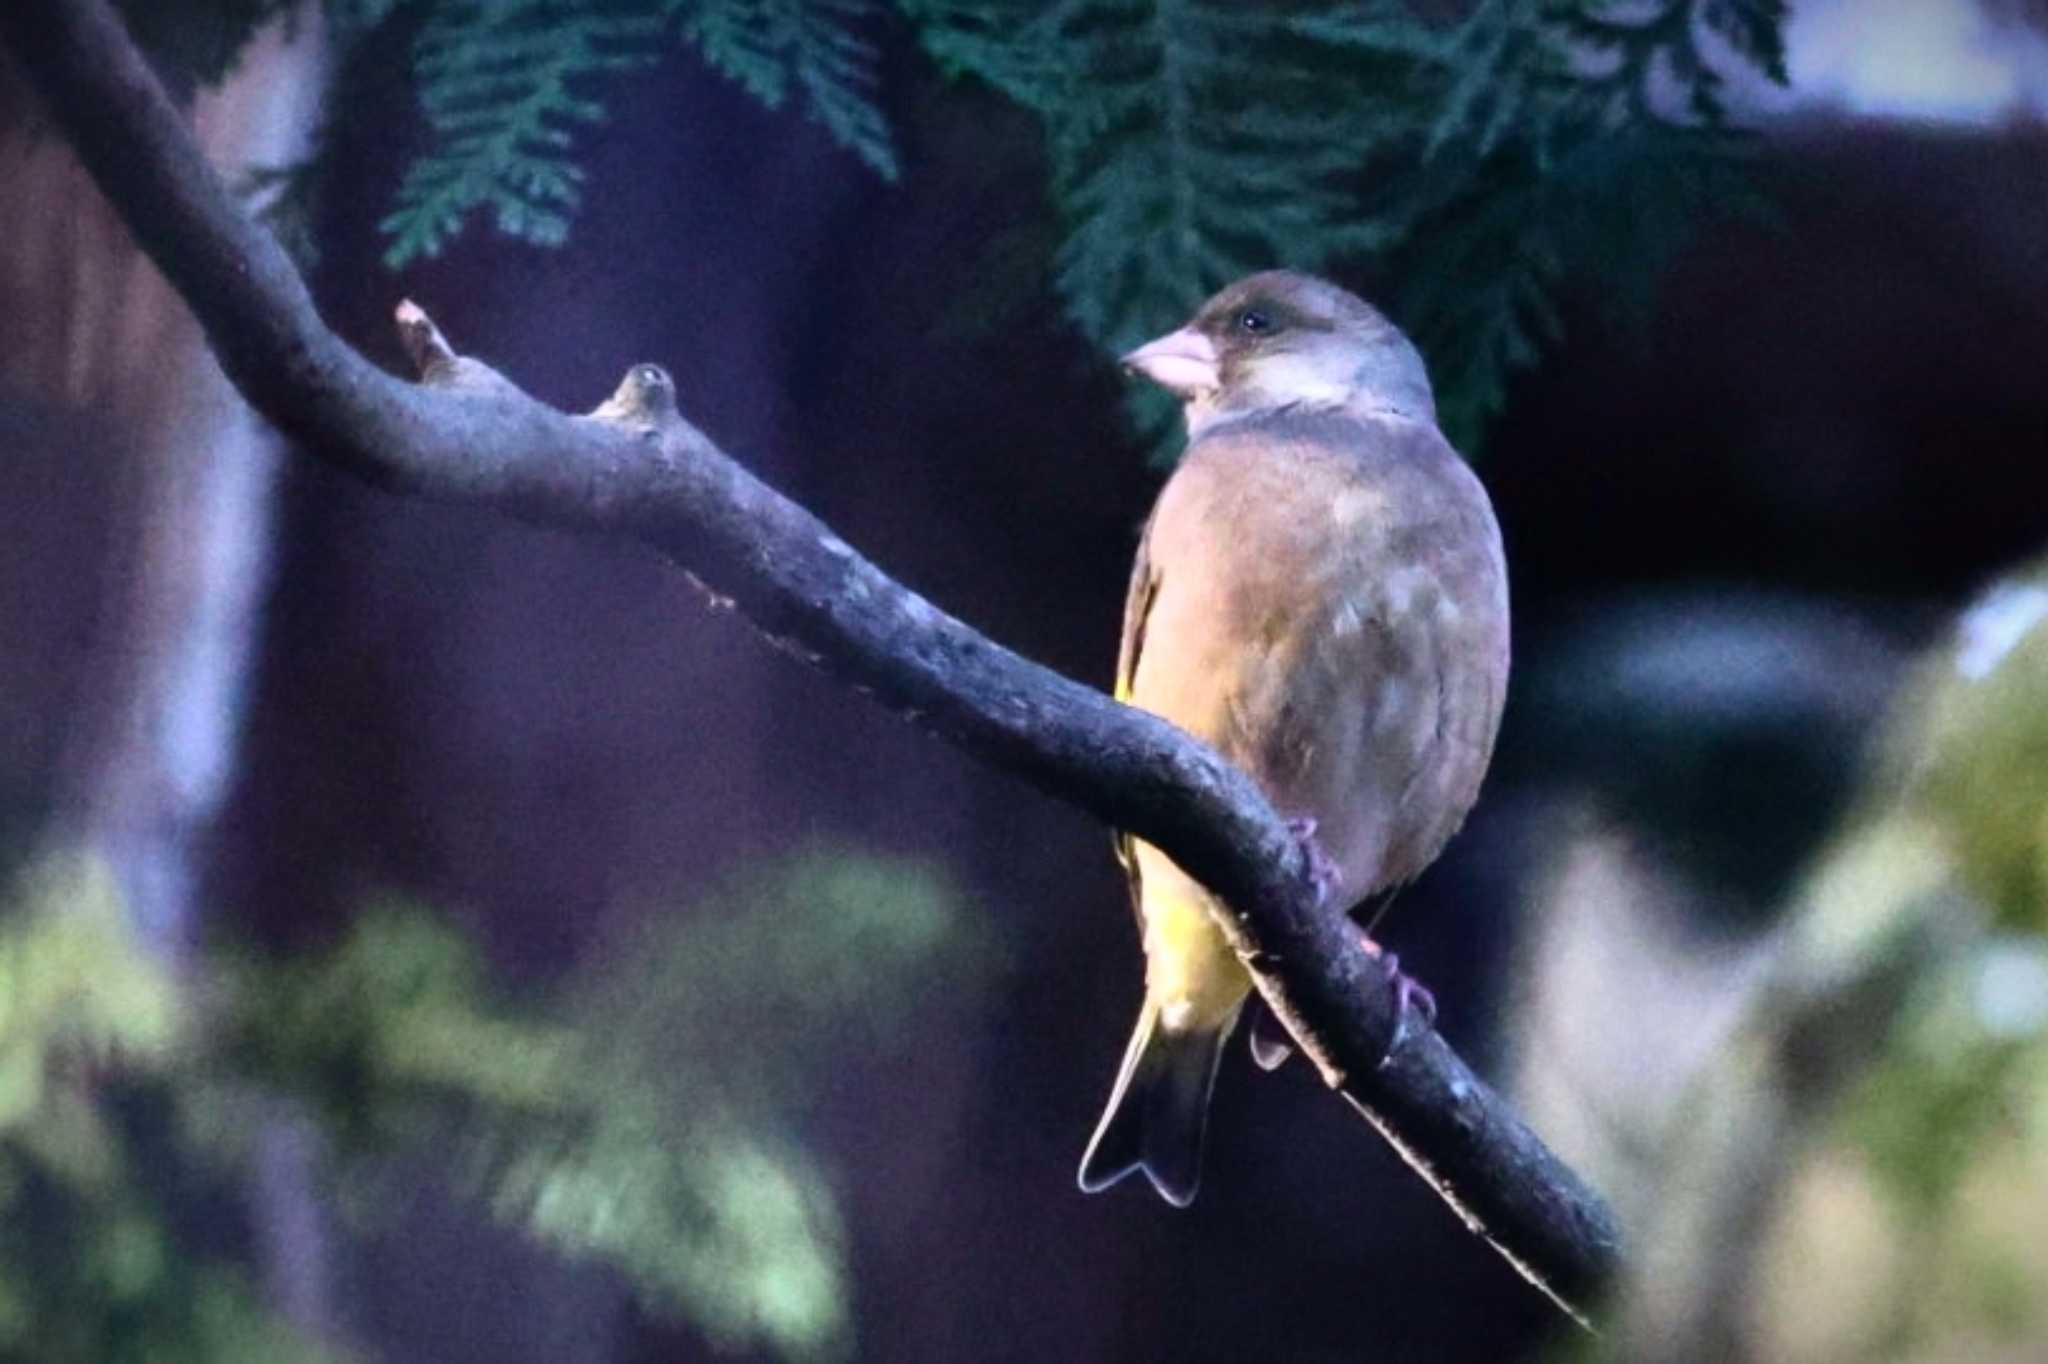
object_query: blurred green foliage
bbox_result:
[1613,569,2048,1361]
[1792,571,2048,1224]
[1840,936,2045,1217]
[1887,580,2048,934]
[137,0,1785,455]
[0,855,349,1363]
[0,845,983,1363]
[1787,572,2048,1355]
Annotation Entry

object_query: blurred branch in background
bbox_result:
[0,0,1621,1325]
[0,845,980,1361]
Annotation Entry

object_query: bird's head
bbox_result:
[1122,271,1435,436]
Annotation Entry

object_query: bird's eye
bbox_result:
[1236,309,1274,335]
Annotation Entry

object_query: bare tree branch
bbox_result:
[0,0,1620,1323]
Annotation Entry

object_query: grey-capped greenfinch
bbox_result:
[1080,271,1511,1206]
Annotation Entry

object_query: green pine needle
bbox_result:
[679,0,900,178]
[911,0,1788,456]
[381,0,665,266]
[378,0,898,264]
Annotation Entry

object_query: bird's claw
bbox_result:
[1360,935,1437,1062]
[1285,815,1342,906]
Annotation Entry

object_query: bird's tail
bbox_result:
[1077,999,1239,1207]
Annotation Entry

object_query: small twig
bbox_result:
[0,0,1621,1320]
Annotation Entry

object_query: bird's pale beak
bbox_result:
[1122,326,1220,397]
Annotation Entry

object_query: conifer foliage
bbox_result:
[367,0,1785,445]
[153,0,1790,447]
[375,0,897,267]
[907,0,1790,446]
[379,1,665,265]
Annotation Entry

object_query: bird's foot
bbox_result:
[1360,935,1437,1060]
[1284,815,1342,906]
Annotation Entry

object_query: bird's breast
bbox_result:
[1130,415,1508,897]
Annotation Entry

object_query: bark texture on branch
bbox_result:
[0,0,1621,1323]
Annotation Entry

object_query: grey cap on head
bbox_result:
[1124,270,1437,434]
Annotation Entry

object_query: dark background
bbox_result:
[5,12,2047,1363]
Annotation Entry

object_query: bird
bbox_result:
[1077,270,1511,1207]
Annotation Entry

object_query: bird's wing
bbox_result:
[1116,514,1159,709]
[1112,514,1162,918]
